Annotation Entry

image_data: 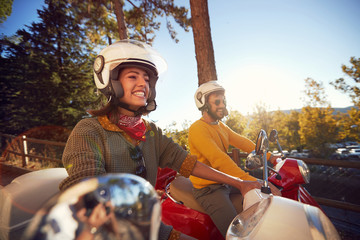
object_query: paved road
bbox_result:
[321,205,360,239]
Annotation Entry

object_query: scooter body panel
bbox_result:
[270,158,306,188]
[238,196,313,240]
[0,168,68,240]
[161,197,223,240]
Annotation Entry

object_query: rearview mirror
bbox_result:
[255,129,269,155]
[269,129,278,142]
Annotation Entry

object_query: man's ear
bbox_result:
[202,103,210,112]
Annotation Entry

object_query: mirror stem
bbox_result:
[261,151,271,194]
[276,137,287,160]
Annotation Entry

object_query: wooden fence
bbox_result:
[1,133,360,213]
[0,133,65,167]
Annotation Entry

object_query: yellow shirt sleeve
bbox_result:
[225,122,273,162]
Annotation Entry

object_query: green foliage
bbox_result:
[283,110,301,150]
[224,109,248,135]
[346,108,360,142]
[331,57,360,143]
[67,0,191,46]
[246,102,273,142]
[299,78,337,157]
[303,78,328,107]
[269,110,292,151]
[163,120,191,150]
[331,57,360,106]
[299,106,337,157]
[335,108,360,143]
[1,0,191,138]
[0,0,97,135]
[126,0,191,43]
[0,0,13,24]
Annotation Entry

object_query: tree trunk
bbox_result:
[190,0,217,86]
[113,0,128,39]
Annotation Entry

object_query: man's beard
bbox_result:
[208,108,225,121]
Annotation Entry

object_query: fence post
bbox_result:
[22,135,29,167]
[232,148,241,166]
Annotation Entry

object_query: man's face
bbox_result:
[207,91,227,121]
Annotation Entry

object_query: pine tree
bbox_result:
[0,0,97,135]
[67,0,191,45]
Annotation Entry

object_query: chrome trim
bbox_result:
[304,204,326,239]
[297,160,310,184]
[164,182,184,205]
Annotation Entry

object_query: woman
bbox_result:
[59,39,263,240]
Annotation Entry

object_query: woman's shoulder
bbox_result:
[72,117,103,134]
[76,117,100,127]
[143,118,158,130]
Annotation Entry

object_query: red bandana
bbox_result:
[115,114,147,141]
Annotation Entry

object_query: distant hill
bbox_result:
[332,106,358,114]
[280,106,356,115]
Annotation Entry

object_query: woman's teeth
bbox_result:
[134,91,144,97]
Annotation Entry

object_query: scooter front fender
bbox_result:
[280,185,322,210]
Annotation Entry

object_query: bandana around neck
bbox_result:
[115,114,147,141]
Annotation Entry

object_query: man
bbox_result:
[188,81,280,237]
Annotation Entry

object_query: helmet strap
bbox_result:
[111,97,156,116]
[112,97,137,114]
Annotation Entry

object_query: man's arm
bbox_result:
[191,161,281,196]
[191,161,262,195]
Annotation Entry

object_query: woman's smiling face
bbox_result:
[118,67,150,112]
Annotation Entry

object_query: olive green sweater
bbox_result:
[59,117,189,190]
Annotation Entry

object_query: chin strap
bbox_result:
[111,97,156,116]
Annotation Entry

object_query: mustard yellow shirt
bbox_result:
[189,119,257,188]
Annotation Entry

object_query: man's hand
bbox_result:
[268,182,282,196]
[235,179,282,197]
[235,180,262,196]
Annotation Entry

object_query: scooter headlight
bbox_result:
[297,160,310,184]
[226,197,271,239]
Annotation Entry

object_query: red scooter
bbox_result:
[156,129,322,240]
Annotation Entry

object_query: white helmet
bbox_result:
[194,81,225,110]
[93,39,167,114]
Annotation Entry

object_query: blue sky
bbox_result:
[1,0,360,130]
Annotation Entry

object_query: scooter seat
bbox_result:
[169,176,243,214]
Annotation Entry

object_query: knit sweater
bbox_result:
[59,115,196,240]
[189,119,257,189]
